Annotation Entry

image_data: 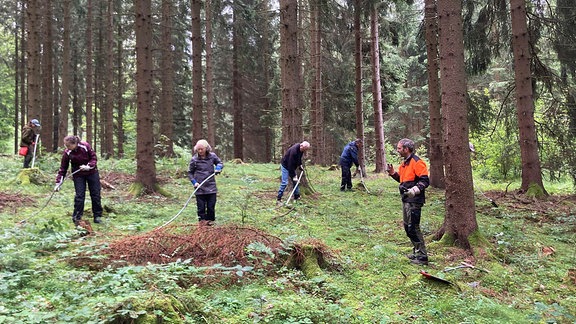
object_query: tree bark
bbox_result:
[354,0,365,174]
[370,5,386,173]
[58,0,71,147]
[280,0,303,151]
[159,0,175,157]
[41,0,54,152]
[509,0,547,195]
[424,0,445,189]
[232,6,243,160]
[102,0,115,159]
[191,0,203,144]
[85,0,94,143]
[134,0,158,192]
[436,0,478,250]
[205,0,216,148]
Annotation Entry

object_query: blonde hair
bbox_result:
[194,139,212,153]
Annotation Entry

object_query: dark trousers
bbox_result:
[23,146,33,168]
[196,193,217,221]
[72,172,103,221]
[402,202,428,258]
[340,163,352,189]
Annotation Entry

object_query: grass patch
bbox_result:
[0,155,575,323]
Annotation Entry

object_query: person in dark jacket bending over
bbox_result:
[20,119,41,168]
[188,139,223,225]
[55,135,103,225]
[277,141,310,204]
[339,138,362,191]
[387,138,430,265]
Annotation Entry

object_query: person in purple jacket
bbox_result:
[55,135,103,225]
[188,139,223,225]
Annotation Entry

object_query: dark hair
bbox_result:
[64,135,81,145]
[399,138,415,152]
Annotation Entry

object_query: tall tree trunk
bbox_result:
[232,6,243,160]
[205,0,216,148]
[159,0,175,157]
[26,0,41,121]
[354,0,365,174]
[435,0,477,250]
[424,0,445,189]
[85,0,94,143]
[134,0,158,193]
[102,0,115,159]
[20,8,26,139]
[14,6,21,154]
[509,0,547,196]
[58,0,71,146]
[310,0,324,164]
[370,5,386,173]
[279,0,302,150]
[41,0,54,152]
[191,0,203,144]
[116,13,125,158]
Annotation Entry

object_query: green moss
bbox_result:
[525,183,546,198]
[300,245,323,278]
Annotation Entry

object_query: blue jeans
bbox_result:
[72,171,103,221]
[277,165,299,201]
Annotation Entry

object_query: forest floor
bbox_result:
[0,153,575,323]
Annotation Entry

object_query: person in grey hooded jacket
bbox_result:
[188,139,223,225]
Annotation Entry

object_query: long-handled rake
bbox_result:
[284,169,304,206]
[31,134,40,168]
[358,167,371,194]
[155,172,216,230]
[17,168,83,225]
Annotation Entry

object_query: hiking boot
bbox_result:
[340,186,345,192]
[406,253,417,260]
[410,257,429,266]
[93,216,102,223]
[294,194,300,201]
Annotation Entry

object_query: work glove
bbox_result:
[292,176,298,182]
[191,180,199,188]
[386,164,395,176]
[194,183,200,188]
[79,165,91,171]
[406,186,421,198]
[214,166,222,175]
[54,184,60,192]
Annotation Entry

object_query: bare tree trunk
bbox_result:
[232,7,243,160]
[280,0,302,150]
[58,0,71,146]
[191,0,203,144]
[41,0,54,152]
[425,0,445,189]
[134,0,158,192]
[116,16,125,158]
[102,0,115,158]
[85,0,94,143]
[370,5,386,173]
[26,0,41,121]
[205,0,216,148]
[354,0,365,174]
[159,0,175,157]
[435,0,477,250]
[310,0,324,164]
[509,0,547,196]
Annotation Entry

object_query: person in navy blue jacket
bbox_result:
[277,141,310,204]
[55,135,103,225]
[188,140,223,225]
[339,139,362,191]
